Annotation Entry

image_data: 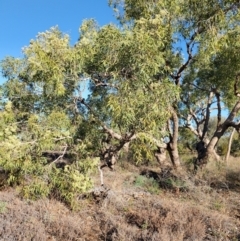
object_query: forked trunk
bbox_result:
[194,126,225,170]
[206,101,240,162]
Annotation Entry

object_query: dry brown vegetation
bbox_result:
[0,156,240,241]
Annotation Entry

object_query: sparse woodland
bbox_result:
[1,0,240,240]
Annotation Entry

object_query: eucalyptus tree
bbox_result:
[2,0,240,197]
[0,27,98,207]
[109,0,240,167]
[75,19,180,167]
[181,29,240,167]
[0,17,179,203]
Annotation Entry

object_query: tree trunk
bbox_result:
[225,128,235,164]
[166,110,181,167]
[194,124,226,170]
[167,143,181,167]
[199,100,240,165]
[155,147,167,165]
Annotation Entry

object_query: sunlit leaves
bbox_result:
[108,80,179,134]
[1,0,240,202]
[22,27,75,96]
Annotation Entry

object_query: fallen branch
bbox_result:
[98,165,104,186]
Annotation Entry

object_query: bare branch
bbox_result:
[186,124,201,137]
[171,1,240,85]
[94,82,119,89]
[43,149,74,155]
[202,91,214,140]
[48,145,68,167]
[225,127,236,163]
[206,101,240,150]
[182,98,204,137]
[102,124,122,140]
[190,83,208,92]
[76,97,123,141]
[223,1,240,13]
[98,165,104,186]
[225,100,240,124]
[91,72,119,90]
[171,42,193,85]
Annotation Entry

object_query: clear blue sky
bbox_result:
[0,0,116,84]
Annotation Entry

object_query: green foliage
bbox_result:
[164,177,188,191]
[21,178,51,200]
[0,201,7,214]
[49,159,98,209]
[178,128,197,152]
[231,138,240,157]
[22,27,75,96]
[0,101,98,208]
[75,15,180,164]
[1,0,240,205]
[134,175,160,194]
[130,133,161,164]
[20,158,98,209]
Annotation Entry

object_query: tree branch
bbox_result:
[186,124,201,137]
[91,72,119,90]
[48,145,68,167]
[190,83,208,92]
[77,97,123,141]
[202,90,214,140]
[171,2,240,86]
[226,100,240,124]
[223,1,240,13]
[94,82,119,89]
[215,90,221,127]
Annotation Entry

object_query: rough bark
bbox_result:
[167,143,181,167]
[166,110,181,167]
[100,140,132,170]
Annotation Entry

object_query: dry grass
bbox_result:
[0,157,240,241]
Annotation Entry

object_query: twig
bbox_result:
[94,82,119,90]
[77,97,123,141]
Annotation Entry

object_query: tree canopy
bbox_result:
[1,0,240,206]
